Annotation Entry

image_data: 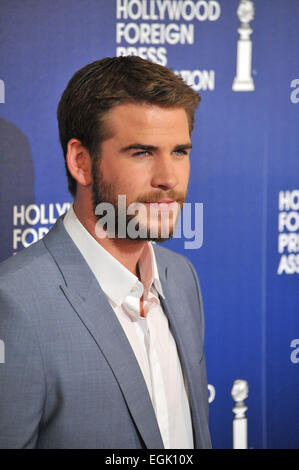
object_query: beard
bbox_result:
[91,159,187,242]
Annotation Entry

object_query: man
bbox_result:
[0,56,211,449]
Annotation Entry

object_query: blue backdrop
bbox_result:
[0,0,298,449]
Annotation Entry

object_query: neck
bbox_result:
[73,199,147,276]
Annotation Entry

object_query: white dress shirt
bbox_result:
[63,205,194,449]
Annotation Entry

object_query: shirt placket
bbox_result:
[144,308,170,449]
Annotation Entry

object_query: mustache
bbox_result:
[134,190,187,205]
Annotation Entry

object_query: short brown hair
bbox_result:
[57,56,201,197]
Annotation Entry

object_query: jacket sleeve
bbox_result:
[0,288,46,448]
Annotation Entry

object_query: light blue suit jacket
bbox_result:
[0,216,211,449]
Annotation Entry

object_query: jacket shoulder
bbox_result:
[153,243,199,282]
[153,243,192,268]
[0,237,61,307]
[0,238,48,282]
[153,243,204,319]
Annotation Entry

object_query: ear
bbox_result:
[66,138,92,187]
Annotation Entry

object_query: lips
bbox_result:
[157,200,175,204]
[146,200,177,212]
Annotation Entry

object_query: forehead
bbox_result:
[104,103,190,143]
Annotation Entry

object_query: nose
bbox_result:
[150,154,179,191]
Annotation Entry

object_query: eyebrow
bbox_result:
[120,143,193,152]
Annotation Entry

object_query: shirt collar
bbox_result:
[63,205,164,308]
[139,242,165,300]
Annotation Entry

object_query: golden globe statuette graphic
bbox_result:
[231,379,249,449]
[232,0,255,92]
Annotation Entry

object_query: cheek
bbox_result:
[125,164,151,185]
[180,160,190,185]
[114,168,150,199]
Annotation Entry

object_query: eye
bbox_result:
[173,149,188,157]
[132,150,151,157]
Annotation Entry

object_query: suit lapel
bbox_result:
[43,218,164,449]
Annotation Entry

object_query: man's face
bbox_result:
[92,102,191,241]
